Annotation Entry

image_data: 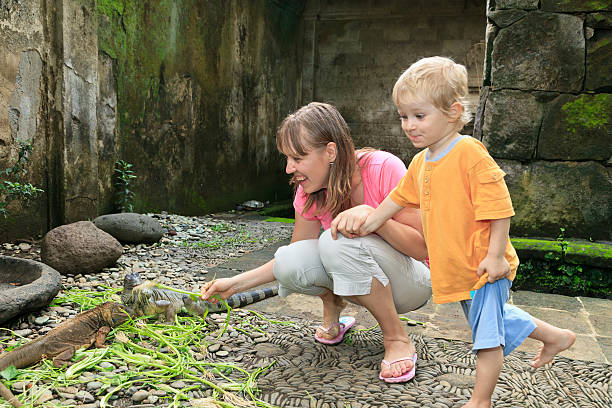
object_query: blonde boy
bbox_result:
[332,57,576,407]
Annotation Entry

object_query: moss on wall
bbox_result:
[511,237,612,268]
[96,0,302,215]
[561,93,611,133]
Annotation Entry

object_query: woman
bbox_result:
[200,102,431,382]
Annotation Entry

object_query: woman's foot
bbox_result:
[316,290,346,341]
[380,337,416,379]
[531,329,576,368]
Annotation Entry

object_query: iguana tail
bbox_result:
[185,286,279,315]
[0,381,21,407]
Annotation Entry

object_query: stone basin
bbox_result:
[0,255,62,325]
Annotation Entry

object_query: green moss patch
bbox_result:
[561,93,611,133]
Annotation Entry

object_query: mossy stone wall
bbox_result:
[474,0,612,240]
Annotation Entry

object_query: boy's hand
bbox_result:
[330,205,373,240]
[200,278,236,303]
[477,254,511,283]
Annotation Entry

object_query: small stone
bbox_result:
[13,329,33,337]
[36,389,54,404]
[34,316,50,325]
[150,389,167,397]
[148,395,159,404]
[170,380,186,389]
[11,382,29,393]
[207,343,221,352]
[87,381,104,391]
[216,350,229,357]
[75,390,95,403]
[98,361,115,371]
[131,390,150,402]
[18,243,32,251]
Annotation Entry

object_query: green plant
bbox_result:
[0,141,44,218]
[114,160,136,212]
[514,228,611,298]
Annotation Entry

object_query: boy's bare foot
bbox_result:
[380,337,416,378]
[316,291,347,341]
[531,329,576,368]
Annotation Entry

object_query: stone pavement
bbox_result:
[209,239,611,366]
[206,237,611,407]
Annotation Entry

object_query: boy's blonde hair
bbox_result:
[393,56,471,127]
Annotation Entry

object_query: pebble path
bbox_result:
[1,213,610,407]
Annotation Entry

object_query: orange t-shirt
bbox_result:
[389,136,518,304]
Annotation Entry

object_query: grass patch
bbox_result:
[263,217,295,224]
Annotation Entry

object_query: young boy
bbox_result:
[340,57,576,407]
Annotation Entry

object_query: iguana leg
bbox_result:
[164,304,177,323]
[0,381,22,407]
[95,326,111,348]
[52,348,76,368]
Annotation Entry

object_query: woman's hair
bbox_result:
[392,56,471,128]
[276,102,356,218]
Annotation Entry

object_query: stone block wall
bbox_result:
[474,0,611,240]
[300,0,487,163]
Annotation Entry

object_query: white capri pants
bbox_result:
[273,230,432,314]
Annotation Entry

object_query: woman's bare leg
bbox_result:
[316,289,347,340]
[349,278,416,378]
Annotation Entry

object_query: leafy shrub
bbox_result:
[0,141,43,218]
[513,228,611,298]
[114,160,136,212]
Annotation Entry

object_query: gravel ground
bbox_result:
[0,212,294,408]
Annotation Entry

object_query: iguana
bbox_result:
[121,272,278,322]
[0,302,132,408]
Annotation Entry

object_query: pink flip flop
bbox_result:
[314,316,356,345]
[379,353,417,383]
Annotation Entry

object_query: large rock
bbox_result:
[482,90,543,160]
[586,30,612,91]
[538,93,612,160]
[491,12,584,92]
[41,221,123,275]
[0,256,61,324]
[93,213,163,244]
[500,160,612,240]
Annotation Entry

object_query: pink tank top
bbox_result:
[293,150,407,230]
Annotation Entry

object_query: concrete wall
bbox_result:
[474,0,611,240]
[301,0,487,163]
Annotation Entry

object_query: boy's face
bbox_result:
[397,97,459,153]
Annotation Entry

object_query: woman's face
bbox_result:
[285,142,336,194]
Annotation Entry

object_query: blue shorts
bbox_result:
[460,279,536,356]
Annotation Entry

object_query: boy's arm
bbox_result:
[477,217,512,283]
[359,195,404,236]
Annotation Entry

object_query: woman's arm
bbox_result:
[200,211,321,301]
[376,207,427,261]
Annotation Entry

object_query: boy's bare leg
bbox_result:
[315,289,347,340]
[349,278,416,378]
[528,317,576,368]
[462,346,503,408]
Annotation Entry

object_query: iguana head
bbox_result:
[100,302,133,327]
[121,272,144,304]
[123,272,144,291]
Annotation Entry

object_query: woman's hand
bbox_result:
[330,204,374,239]
[200,278,237,303]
